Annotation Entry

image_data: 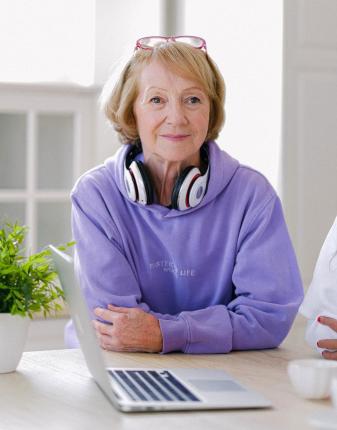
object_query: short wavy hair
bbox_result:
[101,42,226,143]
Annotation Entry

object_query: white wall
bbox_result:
[0,0,95,85]
[93,0,161,161]
[185,0,283,191]
[282,0,337,286]
[94,0,161,86]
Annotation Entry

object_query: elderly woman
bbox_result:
[66,36,303,353]
[300,217,337,360]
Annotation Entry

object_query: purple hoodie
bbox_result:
[65,141,303,353]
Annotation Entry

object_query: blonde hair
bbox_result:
[101,42,226,143]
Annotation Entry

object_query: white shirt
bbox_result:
[300,217,337,353]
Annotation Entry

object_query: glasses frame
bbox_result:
[135,35,207,52]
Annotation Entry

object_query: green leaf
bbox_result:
[0,221,71,317]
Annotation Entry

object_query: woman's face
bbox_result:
[133,60,210,164]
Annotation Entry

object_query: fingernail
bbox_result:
[317,341,320,347]
[317,316,322,323]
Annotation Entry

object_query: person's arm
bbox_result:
[300,217,337,358]
[67,185,185,351]
[157,196,304,353]
[72,176,303,353]
[228,195,304,350]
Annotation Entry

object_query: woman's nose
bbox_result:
[165,102,188,125]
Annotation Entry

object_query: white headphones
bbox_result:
[124,143,210,211]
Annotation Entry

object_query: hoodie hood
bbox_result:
[104,141,240,218]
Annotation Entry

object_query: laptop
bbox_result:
[49,245,272,412]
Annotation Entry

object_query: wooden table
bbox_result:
[0,316,336,430]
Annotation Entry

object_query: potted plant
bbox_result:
[0,222,72,373]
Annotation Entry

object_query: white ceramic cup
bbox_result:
[287,359,337,399]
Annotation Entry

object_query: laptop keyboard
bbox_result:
[108,370,201,402]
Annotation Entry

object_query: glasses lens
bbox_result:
[139,37,167,49]
[175,36,204,48]
[136,36,206,51]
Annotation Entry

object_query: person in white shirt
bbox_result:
[300,217,337,360]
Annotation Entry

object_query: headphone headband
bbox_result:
[125,141,143,169]
[124,142,210,210]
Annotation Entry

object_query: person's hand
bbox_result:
[92,305,163,353]
[317,316,337,360]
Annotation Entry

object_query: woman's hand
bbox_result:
[92,305,163,353]
[317,316,337,360]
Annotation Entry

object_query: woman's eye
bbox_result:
[150,97,162,104]
[187,96,201,104]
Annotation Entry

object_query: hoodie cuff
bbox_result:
[64,319,80,348]
[159,317,189,353]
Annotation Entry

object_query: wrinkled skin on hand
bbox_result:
[93,304,163,353]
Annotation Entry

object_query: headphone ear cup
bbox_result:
[188,174,208,208]
[128,160,153,205]
[135,161,154,205]
[124,165,138,201]
[171,167,200,210]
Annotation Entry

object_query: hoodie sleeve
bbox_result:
[66,181,186,349]
[227,195,304,350]
[160,195,304,353]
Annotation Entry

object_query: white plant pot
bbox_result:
[0,313,30,373]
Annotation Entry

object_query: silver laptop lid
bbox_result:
[49,246,272,412]
[48,245,116,402]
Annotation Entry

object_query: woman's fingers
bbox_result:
[317,339,337,350]
[322,350,337,360]
[94,305,133,323]
[107,304,130,313]
[318,316,337,331]
[94,307,119,323]
[317,317,337,360]
[97,333,115,350]
[92,305,162,352]
[93,319,113,336]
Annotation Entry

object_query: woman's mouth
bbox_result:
[160,134,190,141]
